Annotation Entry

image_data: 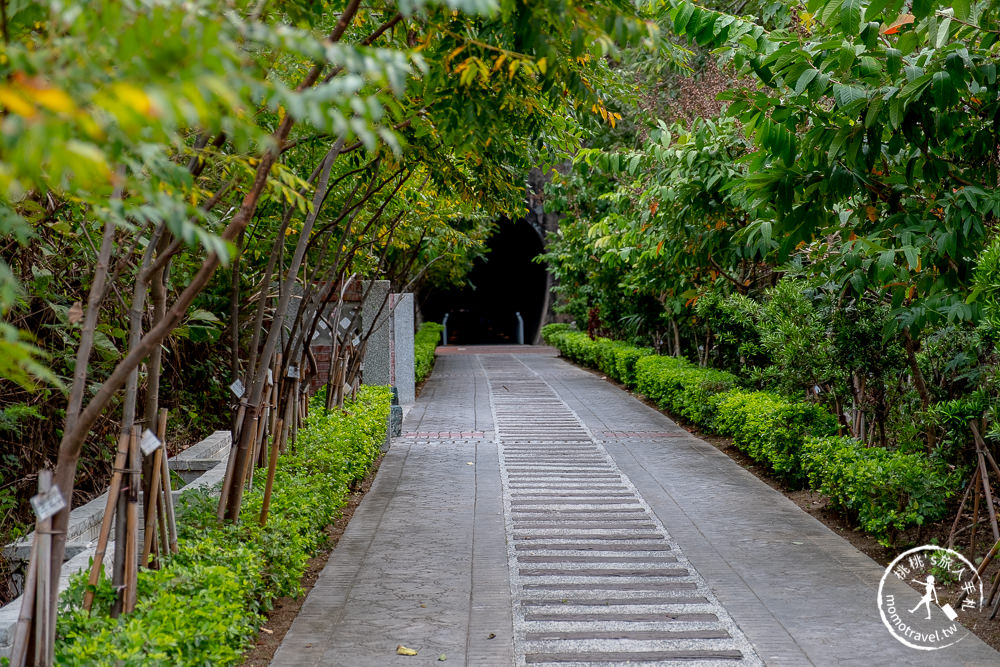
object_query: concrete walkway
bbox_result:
[272,348,1000,666]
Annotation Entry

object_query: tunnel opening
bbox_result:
[419,218,547,345]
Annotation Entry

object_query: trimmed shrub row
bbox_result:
[56,386,391,665]
[541,323,953,545]
[415,321,444,384]
[802,436,955,543]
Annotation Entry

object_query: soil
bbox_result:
[240,453,383,666]
[577,367,1000,653]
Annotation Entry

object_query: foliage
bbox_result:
[635,355,738,427]
[713,389,837,484]
[415,321,444,384]
[54,386,390,665]
[802,436,957,546]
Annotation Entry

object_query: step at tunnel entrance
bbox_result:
[419,218,547,345]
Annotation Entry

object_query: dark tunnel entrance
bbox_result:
[419,218,548,345]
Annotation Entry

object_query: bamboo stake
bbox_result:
[83,433,130,611]
[259,418,284,527]
[140,445,162,568]
[123,428,140,614]
[156,409,178,554]
[34,470,53,667]
[977,447,1000,541]
[948,467,978,549]
[971,474,982,558]
[9,531,38,667]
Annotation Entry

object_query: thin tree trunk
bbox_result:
[903,328,936,450]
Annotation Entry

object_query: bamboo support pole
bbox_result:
[156,408,178,554]
[259,418,284,527]
[83,433,130,611]
[948,467,978,549]
[34,470,54,667]
[140,445,163,568]
[977,447,1000,541]
[9,529,38,667]
[123,428,140,614]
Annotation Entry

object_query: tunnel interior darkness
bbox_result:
[419,218,547,345]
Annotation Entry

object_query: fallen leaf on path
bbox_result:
[487,633,496,639]
[438,654,447,661]
[396,645,418,656]
[260,627,273,634]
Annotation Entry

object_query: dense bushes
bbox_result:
[635,356,737,428]
[55,386,391,665]
[713,391,837,484]
[415,322,444,384]
[542,323,952,545]
[802,437,955,545]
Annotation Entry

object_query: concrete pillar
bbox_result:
[392,294,415,405]
[361,280,391,387]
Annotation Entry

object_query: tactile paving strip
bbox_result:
[482,355,762,667]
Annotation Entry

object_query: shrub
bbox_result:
[540,322,573,344]
[542,326,652,387]
[801,436,956,546]
[634,356,738,427]
[55,386,391,665]
[415,321,444,384]
[712,390,837,484]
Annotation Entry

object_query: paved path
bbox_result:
[273,348,1000,666]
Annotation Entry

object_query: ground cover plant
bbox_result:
[52,386,390,665]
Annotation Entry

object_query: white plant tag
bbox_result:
[140,429,162,456]
[230,379,245,398]
[30,487,66,522]
[286,365,300,379]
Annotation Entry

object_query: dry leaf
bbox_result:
[68,301,83,324]
[396,645,418,656]
[438,654,447,661]
[881,13,915,35]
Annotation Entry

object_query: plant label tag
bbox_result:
[30,487,66,522]
[230,379,245,398]
[339,317,351,330]
[352,336,360,347]
[286,365,300,379]
[267,369,273,385]
[140,429,162,456]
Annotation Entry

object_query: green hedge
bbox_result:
[801,436,955,545]
[415,321,444,384]
[541,326,652,388]
[635,356,738,428]
[713,390,837,484]
[55,386,391,665]
[542,323,951,545]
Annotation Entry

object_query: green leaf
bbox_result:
[832,83,866,108]
[794,69,819,95]
[841,0,862,35]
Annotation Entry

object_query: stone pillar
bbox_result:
[392,293,415,405]
[361,280,391,387]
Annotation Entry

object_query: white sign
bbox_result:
[30,486,66,522]
[877,545,983,651]
[229,379,245,398]
[339,317,351,330]
[140,429,162,456]
[286,365,300,379]
[267,368,273,385]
